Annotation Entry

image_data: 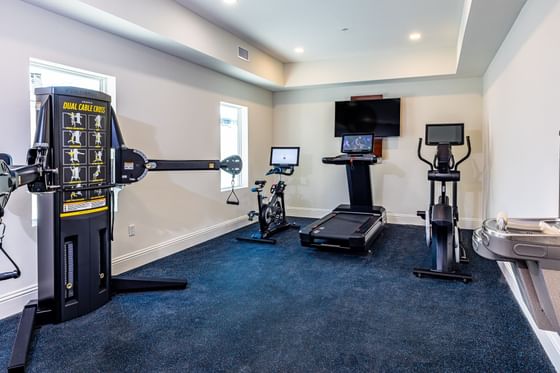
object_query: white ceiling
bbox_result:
[176,0,465,63]
[24,0,527,90]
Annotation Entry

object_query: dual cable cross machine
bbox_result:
[0,87,242,372]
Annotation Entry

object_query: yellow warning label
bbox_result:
[60,206,108,218]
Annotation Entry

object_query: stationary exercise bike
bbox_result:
[415,123,472,282]
[237,147,300,244]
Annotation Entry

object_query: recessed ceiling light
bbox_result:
[223,0,237,5]
[294,47,305,54]
[409,32,422,41]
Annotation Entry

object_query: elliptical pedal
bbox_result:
[413,268,472,283]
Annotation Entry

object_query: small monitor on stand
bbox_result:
[270,147,300,167]
[341,133,374,154]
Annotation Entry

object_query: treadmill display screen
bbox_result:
[341,134,374,154]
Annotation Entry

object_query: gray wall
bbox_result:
[0,0,273,317]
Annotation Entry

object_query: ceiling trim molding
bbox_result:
[24,0,527,92]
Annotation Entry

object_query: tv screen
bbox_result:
[335,98,401,137]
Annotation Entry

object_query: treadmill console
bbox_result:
[322,154,377,164]
[341,133,374,154]
[323,133,377,164]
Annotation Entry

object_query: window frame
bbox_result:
[219,101,248,191]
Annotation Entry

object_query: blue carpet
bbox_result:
[0,219,554,372]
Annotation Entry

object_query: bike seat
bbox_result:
[254,180,266,187]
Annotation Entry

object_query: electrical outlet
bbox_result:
[128,224,136,237]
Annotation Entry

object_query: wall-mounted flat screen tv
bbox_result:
[335,98,401,137]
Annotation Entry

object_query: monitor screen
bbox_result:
[270,147,300,166]
[341,134,374,154]
[335,98,401,137]
[425,123,464,146]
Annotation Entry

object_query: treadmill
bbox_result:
[299,133,386,252]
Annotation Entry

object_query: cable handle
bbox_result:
[0,271,19,281]
[226,176,240,205]
[455,136,471,170]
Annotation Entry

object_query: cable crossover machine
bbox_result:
[0,87,242,372]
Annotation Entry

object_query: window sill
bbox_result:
[221,185,247,192]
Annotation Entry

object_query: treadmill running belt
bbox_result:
[312,213,377,240]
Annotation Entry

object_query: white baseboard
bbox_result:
[287,206,330,219]
[287,206,482,229]
[112,215,251,275]
[0,215,251,320]
[498,262,560,371]
[0,284,38,320]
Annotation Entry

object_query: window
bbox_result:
[29,58,116,224]
[220,102,248,190]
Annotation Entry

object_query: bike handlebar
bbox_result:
[266,166,294,176]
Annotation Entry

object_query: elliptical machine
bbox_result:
[237,147,300,244]
[415,123,472,282]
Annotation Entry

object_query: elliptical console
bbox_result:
[415,123,472,282]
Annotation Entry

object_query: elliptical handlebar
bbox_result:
[417,138,434,170]
[454,136,471,170]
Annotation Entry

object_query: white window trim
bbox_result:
[220,101,248,191]
[28,58,117,226]
[30,58,117,109]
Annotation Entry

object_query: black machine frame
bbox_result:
[415,123,472,282]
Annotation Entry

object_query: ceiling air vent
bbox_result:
[238,46,250,61]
